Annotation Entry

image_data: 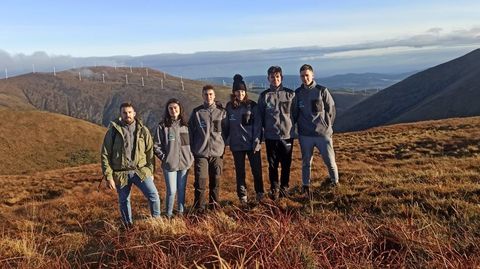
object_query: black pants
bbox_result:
[193,156,223,210]
[232,150,264,199]
[265,138,293,192]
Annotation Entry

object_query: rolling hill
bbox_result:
[0,108,106,174]
[0,67,233,130]
[1,116,479,267]
[335,48,480,132]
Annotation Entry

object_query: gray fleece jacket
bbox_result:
[188,103,227,157]
[225,100,262,152]
[295,81,336,137]
[257,85,296,140]
[154,120,194,172]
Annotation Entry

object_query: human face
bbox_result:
[203,89,215,106]
[300,69,314,86]
[234,90,246,101]
[268,72,282,88]
[120,106,136,125]
[168,103,180,119]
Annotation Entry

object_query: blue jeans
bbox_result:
[116,174,161,225]
[163,169,188,217]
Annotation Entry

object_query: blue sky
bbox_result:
[1,0,479,57]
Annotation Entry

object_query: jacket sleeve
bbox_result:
[224,109,230,146]
[291,91,298,124]
[257,92,266,129]
[153,124,166,161]
[100,127,114,181]
[252,103,262,151]
[221,108,228,142]
[188,110,196,151]
[323,88,336,125]
[143,127,155,174]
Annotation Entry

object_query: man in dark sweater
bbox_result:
[188,85,227,211]
[295,64,339,196]
[258,66,296,200]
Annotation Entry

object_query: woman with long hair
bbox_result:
[154,98,194,218]
[225,74,264,204]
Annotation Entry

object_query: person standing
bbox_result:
[101,102,160,227]
[295,64,339,196]
[225,74,264,204]
[154,99,194,218]
[189,85,227,211]
[257,66,296,200]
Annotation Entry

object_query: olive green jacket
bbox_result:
[101,118,155,187]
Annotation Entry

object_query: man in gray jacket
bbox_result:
[258,66,296,200]
[188,85,227,211]
[295,64,339,195]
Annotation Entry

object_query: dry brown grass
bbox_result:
[0,109,105,175]
[1,116,480,268]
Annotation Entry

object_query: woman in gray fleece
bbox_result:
[154,98,194,218]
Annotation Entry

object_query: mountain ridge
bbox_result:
[335,48,480,132]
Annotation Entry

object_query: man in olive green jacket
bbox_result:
[101,102,160,227]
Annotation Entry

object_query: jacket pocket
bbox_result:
[213,120,221,132]
[280,101,291,114]
[311,99,322,113]
[242,112,253,126]
[180,132,190,145]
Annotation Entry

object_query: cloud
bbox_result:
[1,27,479,78]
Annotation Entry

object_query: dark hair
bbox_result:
[162,98,187,127]
[202,84,214,93]
[119,102,134,111]
[267,66,283,77]
[300,64,314,73]
[230,74,250,108]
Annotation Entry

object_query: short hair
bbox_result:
[202,84,215,93]
[267,66,283,77]
[300,64,314,73]
[119,102,134,111]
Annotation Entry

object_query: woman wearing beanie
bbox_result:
[154,98,194,218]
[225,74,265,204]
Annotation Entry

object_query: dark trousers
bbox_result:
[193,156,223,210]
[265,138,293,192]
[232,150,264,199]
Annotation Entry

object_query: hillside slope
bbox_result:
[0,109,105,174]
[336,48,480,132]
[1,116,479,267]
[0,67,232,130]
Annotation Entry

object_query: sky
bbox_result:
[1,0,480,77]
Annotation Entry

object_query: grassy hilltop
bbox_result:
[1,116,479,268]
